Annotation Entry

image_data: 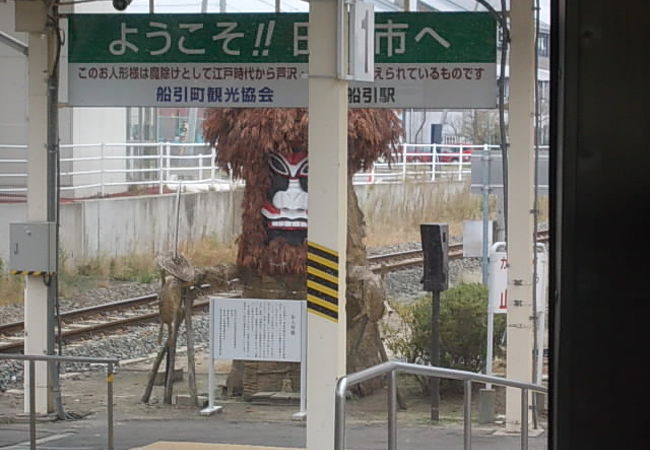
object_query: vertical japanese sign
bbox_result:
[488,243,547,314]
[488,243,509,314]
[67,12,496,108]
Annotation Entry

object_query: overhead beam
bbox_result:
[0,30,28,55]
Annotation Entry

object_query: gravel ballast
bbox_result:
[0,246,482,391]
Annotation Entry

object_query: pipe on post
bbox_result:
[107,363,115,450]
[387,370,397,450]
[521,388,529,450]
[334,378,348,450]
[29,359,36,450]
[464,379,472,450]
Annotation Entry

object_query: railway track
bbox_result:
[0,231,549,353]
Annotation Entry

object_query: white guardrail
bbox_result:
[0,142,497,198]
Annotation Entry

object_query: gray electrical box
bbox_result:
[9,222,57,274]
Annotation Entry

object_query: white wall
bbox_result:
[59,189,244,262]
[0,1,27,146]
[0,1,28,194]
[66,1,128,197]
[0,1,127,197]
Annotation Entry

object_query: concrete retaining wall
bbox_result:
[0,181,467,266]
[0,189,243,265]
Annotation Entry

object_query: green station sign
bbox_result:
[67,12,497,109]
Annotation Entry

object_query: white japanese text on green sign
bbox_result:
[68,13,496,108]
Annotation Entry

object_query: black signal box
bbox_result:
[420,223,449,292]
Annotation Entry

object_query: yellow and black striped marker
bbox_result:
[10,270,48,277]
[307,241,339,323]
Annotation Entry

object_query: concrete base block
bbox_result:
[478,388,496,424]
[200,405,223,416]
[291,411,306,422]
[493,427,545,437]
[175,394,207,407]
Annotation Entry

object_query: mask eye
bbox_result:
[269,153,290,176]
[297,161,308,178]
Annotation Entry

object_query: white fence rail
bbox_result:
[0,142,498,198]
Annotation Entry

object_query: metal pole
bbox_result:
[210,147,216,185]
[481,144,490,285]
[431,143,437,181]
[463,379,472,450]
[387,370,397,450]
[430,290,440,422]
[174,182,182,257]
[29,359,36,450]
[402,144,407,182]
[486,309,494,389]
[334,382,346,450]
[107,363,115,450]
[521,389,529,450]
[100,143,105,196]
[208,299,214,409]
[158,143,164,195]
[47,4,64,419]
[299,301,307,414]
[457,144,464,181]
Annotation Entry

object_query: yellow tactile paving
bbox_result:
[134,443,302,450]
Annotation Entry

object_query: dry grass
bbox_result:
[0,272,23,306]
[181,236,238,268]
[0,235,238,306]
[363,181,484,247]
[363,182,549,247]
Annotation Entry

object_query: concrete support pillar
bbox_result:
[306,1,348,449]
[24,30,53,414]
[505,0,536,432]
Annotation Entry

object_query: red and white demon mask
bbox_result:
[261,151,308,245]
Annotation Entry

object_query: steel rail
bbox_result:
[1,230,549,352]
[0,298,212,354]
[0,293,159,335]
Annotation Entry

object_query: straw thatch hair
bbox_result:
[203,108,403,275]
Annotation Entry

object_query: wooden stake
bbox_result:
[164,311,184,404]
[184,290,198,407]
[141,344,168,403]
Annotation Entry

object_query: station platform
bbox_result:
[137,443,300,450]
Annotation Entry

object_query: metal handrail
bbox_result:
[334,360,547,450]
[0,353,119,450]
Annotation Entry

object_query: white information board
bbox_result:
[203,297,308,416]
[212,297,304,362]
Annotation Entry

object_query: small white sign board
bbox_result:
[212,297,303,362]
[463,219,494,258]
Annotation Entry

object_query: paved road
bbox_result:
[1,414,547,450]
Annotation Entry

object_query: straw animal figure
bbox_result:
[157,274,188,346]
